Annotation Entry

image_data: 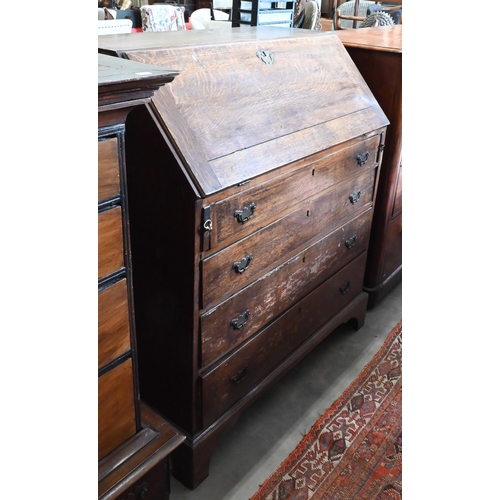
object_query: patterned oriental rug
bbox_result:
[249,321,402,500]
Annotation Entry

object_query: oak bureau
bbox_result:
[98,27,389,489]
[98,54,185,500]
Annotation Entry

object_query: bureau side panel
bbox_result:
[382,213,402,281]
[124,105,200,434]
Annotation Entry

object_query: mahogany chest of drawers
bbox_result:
[98,53,185,500]
[335,25,403,307]
[98,27,388,489]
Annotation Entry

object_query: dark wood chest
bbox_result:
[336,25,402,307]
[98,27,388,490]
[98,54,185,500]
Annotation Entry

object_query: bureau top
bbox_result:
[98,28,389,196]
[98,27,333,57]
[334,25,402,54]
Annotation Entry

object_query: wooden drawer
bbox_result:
[200,208,373,367]
[99,137,120,203]
[98,207,124,279]
[98,358,136,460]
[98,278,131,369]
[211,135,381,250]
[201,251,368,427]
[202,168,377,308]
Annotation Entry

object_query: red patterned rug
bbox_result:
[249,321,402,500]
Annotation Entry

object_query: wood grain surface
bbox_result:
[98,279,131,369]
[98,137,120,202]
[103,29,387,196]
[335,25,402,53]
[98,207,124,279]
[98,359,136,460]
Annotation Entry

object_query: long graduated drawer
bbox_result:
[201,167,377,308]
[201,251,368,427]
[201,208,374,366]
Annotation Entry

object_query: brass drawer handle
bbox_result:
[357,152,369,166]
[233,254,253,274]
[345,235,357,249]
[339,281,351,295]
[230,309,251,330]
[349,190,361,204]
[234,202,256,224]
[231,365,248,384]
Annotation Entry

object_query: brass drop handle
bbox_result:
[339,281,351,295]
[233,254,253,274]
[231,365,248,384]
[345,235,357,249]
[234,202,256,224]
[349,190,361,204]
[357,152,369,166]
[230,309,251,330]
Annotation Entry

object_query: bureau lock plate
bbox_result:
[256,50,274,65]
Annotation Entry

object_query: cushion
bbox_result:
[141,4,186,32]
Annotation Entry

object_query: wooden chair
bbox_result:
[334,0,376,30]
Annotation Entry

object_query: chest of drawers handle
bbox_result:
[345,235,357,249]
[230,365,248,384]
[339,281,351,295]
[233,254,253,274]
[230,309,251,330]
[357,152,370,166]
[234,202,256,224]
[349,190,362,204]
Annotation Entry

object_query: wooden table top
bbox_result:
[334,25,402,54]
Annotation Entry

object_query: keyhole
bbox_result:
[306,210,310,217]
[303,256,306,263]
[312,168,315,176]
